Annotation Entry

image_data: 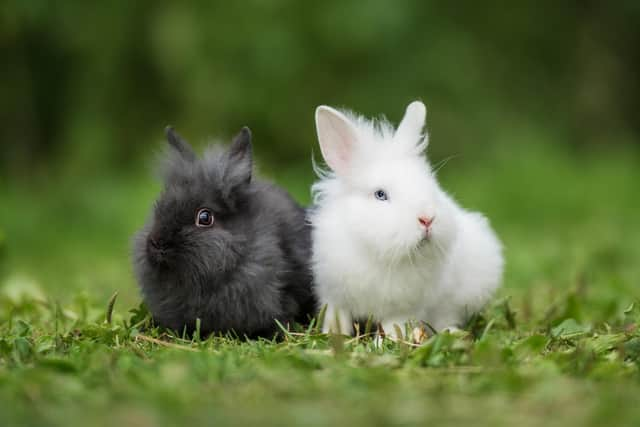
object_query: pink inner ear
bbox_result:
[316,108,357,175]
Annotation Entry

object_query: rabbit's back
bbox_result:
[252,181,316,322]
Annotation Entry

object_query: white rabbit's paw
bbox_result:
[322,305,353,336]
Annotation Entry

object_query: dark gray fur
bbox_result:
[132,126,316,338]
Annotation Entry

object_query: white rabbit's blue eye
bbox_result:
[196,208,214,227]
[374,189,388,201]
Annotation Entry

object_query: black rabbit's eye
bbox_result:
[195,208,214,227]
[374,189,388,201]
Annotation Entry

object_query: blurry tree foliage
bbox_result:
[1,1,639,177]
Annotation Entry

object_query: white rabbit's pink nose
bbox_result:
[418,216,434,231]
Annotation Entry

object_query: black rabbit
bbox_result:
[132,126,316,338]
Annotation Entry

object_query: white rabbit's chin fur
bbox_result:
[311,102,504,336]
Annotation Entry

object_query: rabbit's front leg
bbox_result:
[321,304,353,335]
[373,318,409,347]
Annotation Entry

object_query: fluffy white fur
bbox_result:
[311,101,504,338]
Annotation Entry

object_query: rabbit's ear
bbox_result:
[226,126,253,185]
[394,101,427,147]
[315,106,359,175]
[165,126,196,161]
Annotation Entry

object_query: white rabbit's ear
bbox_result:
[315,106,359,175]
[394,101,426,146]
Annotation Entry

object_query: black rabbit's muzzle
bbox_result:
[146,235,175,266]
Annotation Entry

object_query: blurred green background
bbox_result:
[0,1,639,307]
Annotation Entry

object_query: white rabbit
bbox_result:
[310,101,503,339]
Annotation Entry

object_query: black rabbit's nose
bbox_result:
[148,235,166,251]
[147,235,170,265]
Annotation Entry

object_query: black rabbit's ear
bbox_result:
[165,126,196,161]
[225,126,253,185]
[229,126,252,164]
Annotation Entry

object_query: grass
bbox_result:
[1,139,639,426]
